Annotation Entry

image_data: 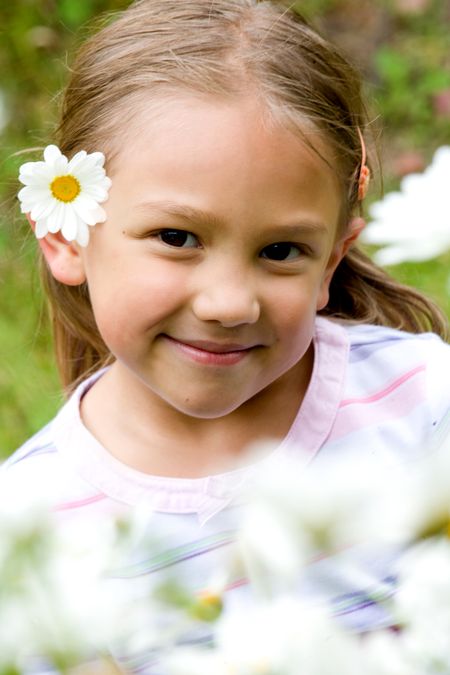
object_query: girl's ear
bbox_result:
[316,217,365,311]
[338,216,365,259]
[26,214,86,286]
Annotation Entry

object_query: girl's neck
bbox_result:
[80,349,313,478]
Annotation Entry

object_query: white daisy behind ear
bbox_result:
[18,144,112,247]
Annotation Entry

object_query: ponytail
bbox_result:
[324,246,449,340]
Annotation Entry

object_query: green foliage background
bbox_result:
[0,0,449,456]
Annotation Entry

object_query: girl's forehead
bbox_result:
[112,93,336,180]
[104,95,342,237]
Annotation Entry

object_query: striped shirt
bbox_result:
[2,317,449,671]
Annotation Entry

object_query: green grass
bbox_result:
[388,256,450,318]
[0,221,61,455]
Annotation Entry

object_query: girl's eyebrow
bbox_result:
[133,200,225,229]
[133,199,328,234]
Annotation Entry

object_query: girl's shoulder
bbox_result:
[311,318,450,461]
[317,316,449,369]
[317,316,449,417]
[342,320,449,349]
[318,318,449,365]
[1,420,57,475]
[342,322,450,383]
[0,376,98,507]
[0,420,66,511]
[336,320,449,426]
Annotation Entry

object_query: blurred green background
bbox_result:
[1,0,449,457]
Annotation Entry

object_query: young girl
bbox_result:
[3,0,450,669]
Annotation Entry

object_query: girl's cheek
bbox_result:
[89,262,189,345]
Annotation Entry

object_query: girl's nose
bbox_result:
[191,272,261,327]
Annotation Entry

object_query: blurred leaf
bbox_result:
[58,0,93,27]
[375,48,410,84]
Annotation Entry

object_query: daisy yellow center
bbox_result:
[50,175,80,203]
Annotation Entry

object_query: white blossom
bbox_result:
[215,596,363,675]
[362,146,450,264]
[237,452,403,595]
[17,144,111,246]
[393,540,450,673]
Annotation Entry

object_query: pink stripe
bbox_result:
[328,367,426,443]
[340,365,426,408]
[225,577,249,592]
[54,493,107,511]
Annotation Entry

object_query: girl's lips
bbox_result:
[163,335,257,365]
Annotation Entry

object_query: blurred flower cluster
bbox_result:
[362,146,450,267]
[2,421,450,674]
[0,489,146,674]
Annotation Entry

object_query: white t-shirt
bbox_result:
[2,318,450,671]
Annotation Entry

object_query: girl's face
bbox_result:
[75,96,354,418]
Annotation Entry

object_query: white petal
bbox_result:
[35,220,49,239]
[17,185,34,203]
[73,152,105,175]
[60,205,78,241]
[21,161,53,178]
[76,221,90,247]
[73,195,105,225]
[401,173,424,195]
[373,242,438,266]
[89,151,105,167]
[61,220,77,242]
[77,174,106,199]
[20,184,50,198]
[432,145,450,169]
[92,204,107,223]
[18,185,50,204]
[18,161,40,176]
[53,154,69,175]
[74,163,98,178]
[73,192,102,213]
[43,145,62,164]
[67,150,87,173]
[82,184,110,202]
[46,201,65,233]
[19,170,51,187]
[30,198,57,222]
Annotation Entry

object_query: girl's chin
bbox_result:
[166,397,247,420]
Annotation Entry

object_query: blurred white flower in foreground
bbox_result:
[361,539,450,675]
[386,429,450,543]
[237,452,405,595]
[4,427,450,672]
[362,631,415,675]
[362,146,450,265]
[0,489,128,670]
[394,540,450,673]
[167,598,363,675]
[216,597,363,675]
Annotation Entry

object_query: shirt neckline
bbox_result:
[52,317,349,523]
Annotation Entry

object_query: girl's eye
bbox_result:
[260,242,303,261]
[158,229,199,248]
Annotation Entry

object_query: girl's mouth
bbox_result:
[162,335,258,366]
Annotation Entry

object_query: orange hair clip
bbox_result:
[357,127,371,201]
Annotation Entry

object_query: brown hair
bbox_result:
[41,0,448,390]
